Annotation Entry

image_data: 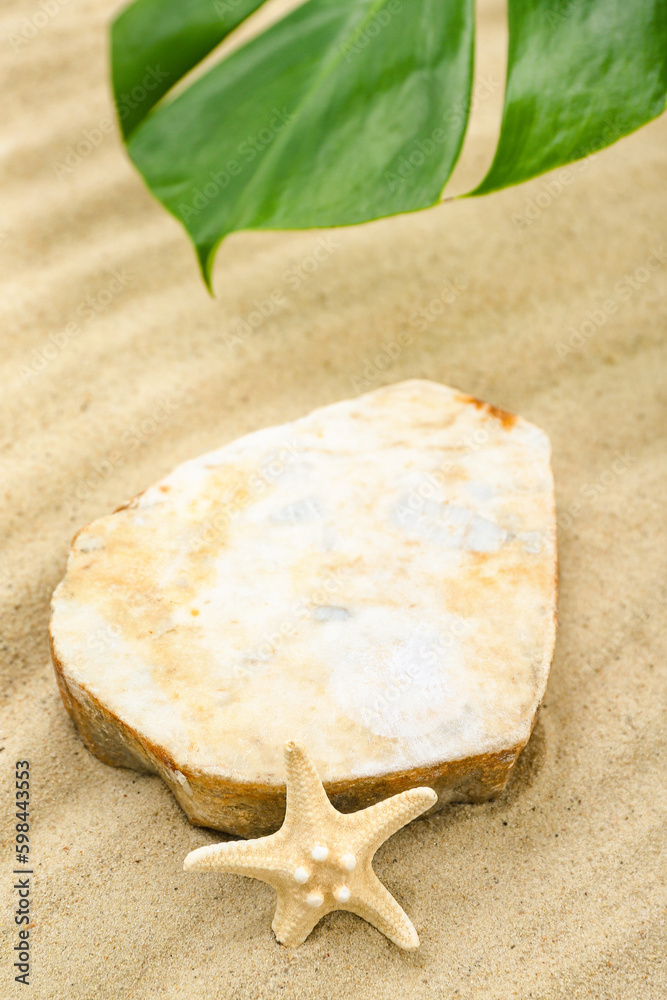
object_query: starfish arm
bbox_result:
[271,892,329,948]
[282,740,337,830]
[350,786,438,856]
[347,870,421,951]
[183,833,288,882]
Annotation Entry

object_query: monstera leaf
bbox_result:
[111,0,667,288]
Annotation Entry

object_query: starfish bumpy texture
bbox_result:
[184,741,437,949]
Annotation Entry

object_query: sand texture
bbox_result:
[1,0,666,997]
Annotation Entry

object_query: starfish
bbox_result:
[184,740,437,949]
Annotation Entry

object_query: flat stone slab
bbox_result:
[50,380,557,836]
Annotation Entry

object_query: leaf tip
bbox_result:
[196,244,217,296]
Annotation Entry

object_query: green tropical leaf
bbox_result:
[473,0,667,195]
[112,0,475,285]
[111,0,667,289]
[112,0,267,138]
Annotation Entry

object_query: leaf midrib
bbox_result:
[223,0,403,246]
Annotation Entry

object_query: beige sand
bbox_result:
[1,1,665,997]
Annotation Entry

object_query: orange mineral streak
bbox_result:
[458,392,518,431]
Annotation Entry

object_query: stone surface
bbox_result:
[50,380,557,835]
